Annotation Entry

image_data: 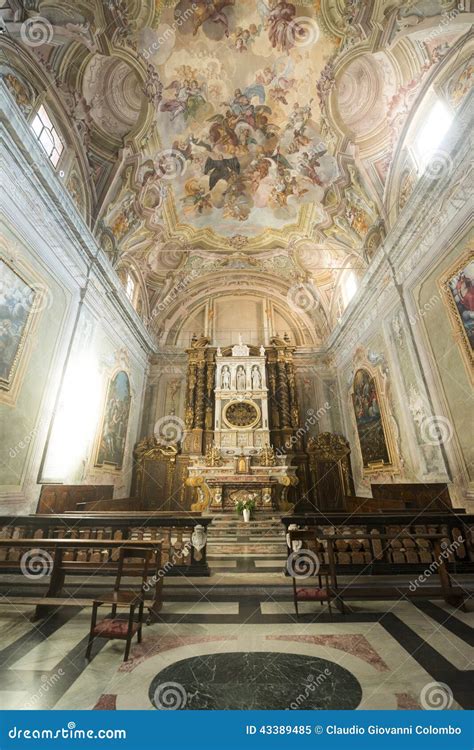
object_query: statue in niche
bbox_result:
[236,365,246,390]
[221,366,231,389]
[251,365,261,390]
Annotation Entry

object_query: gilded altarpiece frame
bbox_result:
[350,364,398,474]
[0,255,45,406]
[94,369,132,470]
[438,249,473,384]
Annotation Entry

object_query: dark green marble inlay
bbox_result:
[149,652,362,710]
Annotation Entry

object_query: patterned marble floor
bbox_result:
[0,572,472,711]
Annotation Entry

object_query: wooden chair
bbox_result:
[288,530,333,616]
[85,546,155,662]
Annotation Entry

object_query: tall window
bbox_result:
[125,272,135,304]
[412,99,453,171]
[342,271,358,307]
[31,105,64,167]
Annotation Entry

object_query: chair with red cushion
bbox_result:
[85,546,155,662]
[288,530,333,617]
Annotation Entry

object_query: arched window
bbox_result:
[125,272,136,305]
[30,104,64,168]
[412,98,453,173]
[342,271,358,308]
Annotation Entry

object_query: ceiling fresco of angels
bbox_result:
[143,0,339,236]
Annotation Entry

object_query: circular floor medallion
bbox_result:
[149,652,362,710]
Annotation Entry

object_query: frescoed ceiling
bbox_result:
[141,0,339,242]
[2,0,472,340]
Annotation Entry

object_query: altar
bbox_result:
[187,448,298,512]
[184,337,298,512]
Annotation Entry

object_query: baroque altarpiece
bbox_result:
[133,336,312,512]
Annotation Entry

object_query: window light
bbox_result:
[413,99,453,170]
[30,104,64,167]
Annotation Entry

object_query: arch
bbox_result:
[150,274,327,348]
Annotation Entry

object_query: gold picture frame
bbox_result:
[0,255,45,406]
[438,248,473,383]
[350,365,397,474]
[94,369,132,470]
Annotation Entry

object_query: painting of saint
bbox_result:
[96,370,131,469]
[352,368,391,468]
[265,1,301,52]
[443,257,474,363]
[0,260,36,391]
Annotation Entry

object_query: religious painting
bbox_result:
[440,252,474,379]
[0,259,37,392]
[96,370,131,469]
[143,0,339,239]
[351,368,391,470]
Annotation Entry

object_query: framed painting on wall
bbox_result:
[0,259,37,393]
[95,370,131,470]
[351,367,392,471]
[440,251,473,380]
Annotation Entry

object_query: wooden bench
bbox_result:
[282,511,473,574]
[36,485,114,513]
[371,482,453,511]
[0,538,163,622]
[321,532,466,610]
[0,513,213,577]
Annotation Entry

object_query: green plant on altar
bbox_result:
[235,497,256,514]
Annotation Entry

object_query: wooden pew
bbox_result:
[345,495,407,513]
[320,532,466,609]
[75,497,139,512]
[0,538,163,622]
[371,482,453,511]
[0,514,213,578]
[36,485,114,513]
[282,511,474,575]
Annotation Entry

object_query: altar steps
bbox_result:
[206,513,287,564]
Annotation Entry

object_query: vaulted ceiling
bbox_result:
[2,0,472,343]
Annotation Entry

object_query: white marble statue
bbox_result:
[251,365,261,390]
[221,366,231,389]
[236,365,246,390]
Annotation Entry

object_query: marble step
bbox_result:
[207,542,287,557]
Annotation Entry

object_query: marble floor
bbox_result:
[0,578,472,711]
[0,517,472,711]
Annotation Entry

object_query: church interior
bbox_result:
[0,0,472,714]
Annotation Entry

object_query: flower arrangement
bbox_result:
[235,497,256,515]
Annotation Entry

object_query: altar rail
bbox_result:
[281,512,474,573]
[0,514,212,577]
